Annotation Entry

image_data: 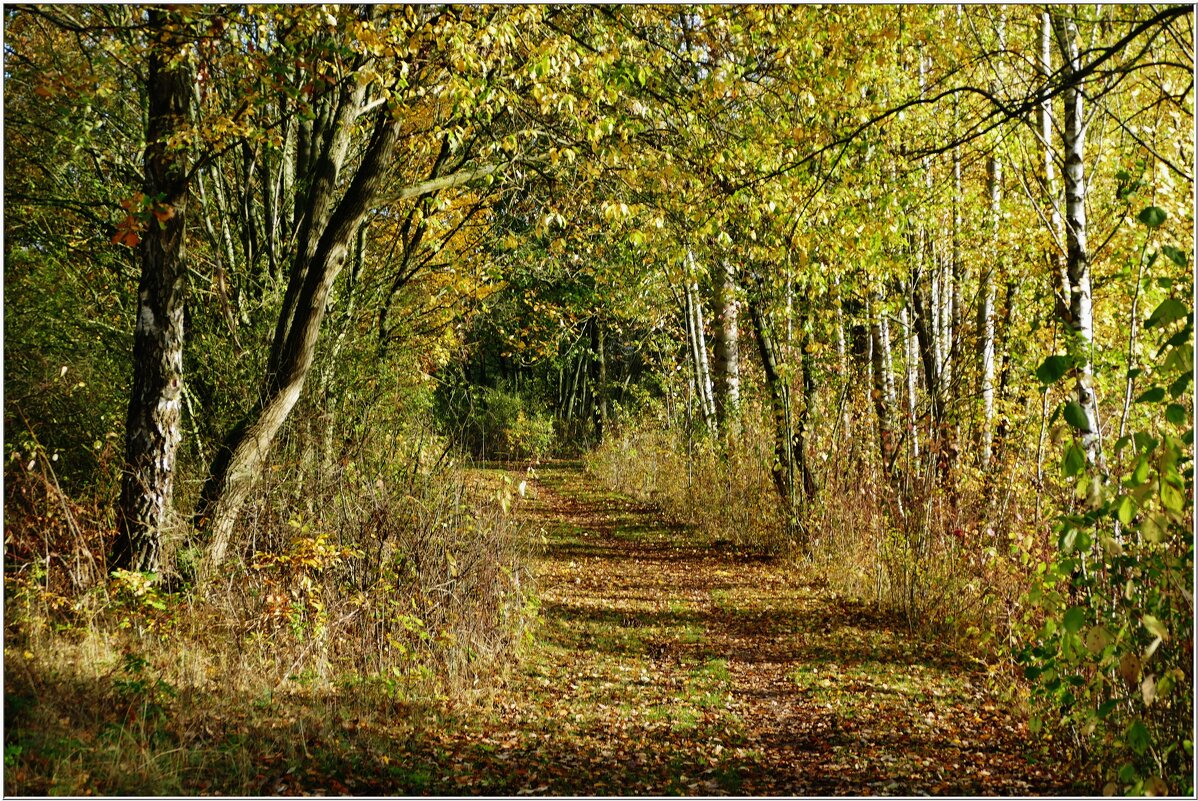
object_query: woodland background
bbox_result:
[3,5,1193,795]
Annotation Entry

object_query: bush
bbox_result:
[586,398,788,553]
[1016,295,1193,795]
[437,381,555,461]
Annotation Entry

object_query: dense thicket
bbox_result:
[4,5,1192,793]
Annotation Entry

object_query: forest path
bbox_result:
[370,462,1075,795]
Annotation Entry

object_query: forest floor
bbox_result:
[343,461,1079,795]
[5,462,1082,796]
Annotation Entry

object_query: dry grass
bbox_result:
[586,408,788,554]
[586,405,1046,656]
[3,422,537,795]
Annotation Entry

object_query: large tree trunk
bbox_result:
[712,259,741,430]
[1053,11,1105,473]
[112,11,194,574]
[196,111,402,568]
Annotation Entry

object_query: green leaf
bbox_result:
[1063,444,1086,477]
[1135,386,1166,404]
[1137,206,1167,228]
[1165,403,1187,427]
[1142,513,1166,543]
[1063,401,1091,431]
[1127,720,1150,755]
[1116,495,1136,525]
[1060,527,1078,553]
[1130,457,1150,486]
[1036,354,1071,385]
[1161,244,1188,268]
[1063,606,1087,634]
[1169,372,1192,398]
[1145,298,1187,329]
[1074,529,1092,553]
[1164,326,1192,349]
[1160,482,1183,514]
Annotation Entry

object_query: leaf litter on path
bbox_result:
[243,462,1080,796]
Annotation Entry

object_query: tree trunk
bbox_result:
[112,11,194,574]
[899,303,920,461]
[833,280,853,445]
[1053,10,1105,473]
[795,298,818,501]
[747,296,803,520]
[869,290,896,475]
[979,144,1000,469]
[196,111,402,568]
[949,127,963,401]
[684,252,717,434]
[910,260,943,426]
[713,259,741,429]
[591,316,608,441]
[979,14,1006,470]
[1041,10,1071,320]
[268,76,370,379]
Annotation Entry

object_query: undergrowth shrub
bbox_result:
[808,449,1037,646]
[586,400,787,553]
[437,381,555,461]
[1016,290,1193,796]
[4,403,537,794]
[197,408,536,687]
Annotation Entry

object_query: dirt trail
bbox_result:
[388,462,1075,795]
[328,462,1078,795]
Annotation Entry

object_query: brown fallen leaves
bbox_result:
[5,463,1080,796]
[352,463,1076,796]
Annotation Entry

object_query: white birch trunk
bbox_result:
[684,252,717,434]
[869,290,896,473]
[713,259,741,427]
[1053,11,1105,472]
[900,304,920,460]
[1041,11,1071,318]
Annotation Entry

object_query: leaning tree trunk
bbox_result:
[1053,10,1105,473]
[112,11,194,574]
[747,296,800,525]
[197,111,402,569]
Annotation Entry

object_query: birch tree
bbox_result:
[1051,9,1105,474]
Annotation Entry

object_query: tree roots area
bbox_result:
[6,464,1080,796]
